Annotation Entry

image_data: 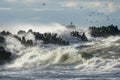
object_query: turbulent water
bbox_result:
[0,24,120,80]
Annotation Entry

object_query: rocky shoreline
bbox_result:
[0,24,119,64]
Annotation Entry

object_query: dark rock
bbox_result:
[0,36,5,44]
[81,33,88,41]
[18,30,26,35]
[0,47,11,64]
[26,40,33,46]
[27,29,33,33]
[14,35,21,41]
[89,25,120,37]
[71,31,88,41]
[81,52,93,60]
[0,31,11,36]
[20,36,34,47]
[34,32,69,45]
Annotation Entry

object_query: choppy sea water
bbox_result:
[0,24,120,80]
[0,64,120,80]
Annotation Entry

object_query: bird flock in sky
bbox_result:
[41,1,116,25]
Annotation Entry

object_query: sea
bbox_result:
[0,23,120,80]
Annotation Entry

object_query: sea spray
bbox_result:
[5,35,24,53]
[0,23,68,34]
[4,28,120,69]
[0,24,120,79]
[75,57,120,71]
[7,46,82,68]
[75,35,120,71]
[0,23,119,73]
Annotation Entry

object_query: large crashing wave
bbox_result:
[8,46,82,68]
[0,23,120,71]
[1,23,82,67]
[75,36,120,71]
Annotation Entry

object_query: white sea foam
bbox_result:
[0,24,120,80]
[7,46,83,68]
[0,23,119,72]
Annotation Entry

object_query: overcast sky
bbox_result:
[0,0,120,28]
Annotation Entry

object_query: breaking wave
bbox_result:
[0,23,120,72]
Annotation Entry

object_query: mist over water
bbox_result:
[0,23,120,80]
[0,23,69,34]
[0,0,120,79]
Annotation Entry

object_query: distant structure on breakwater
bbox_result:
[66,22,76,29]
